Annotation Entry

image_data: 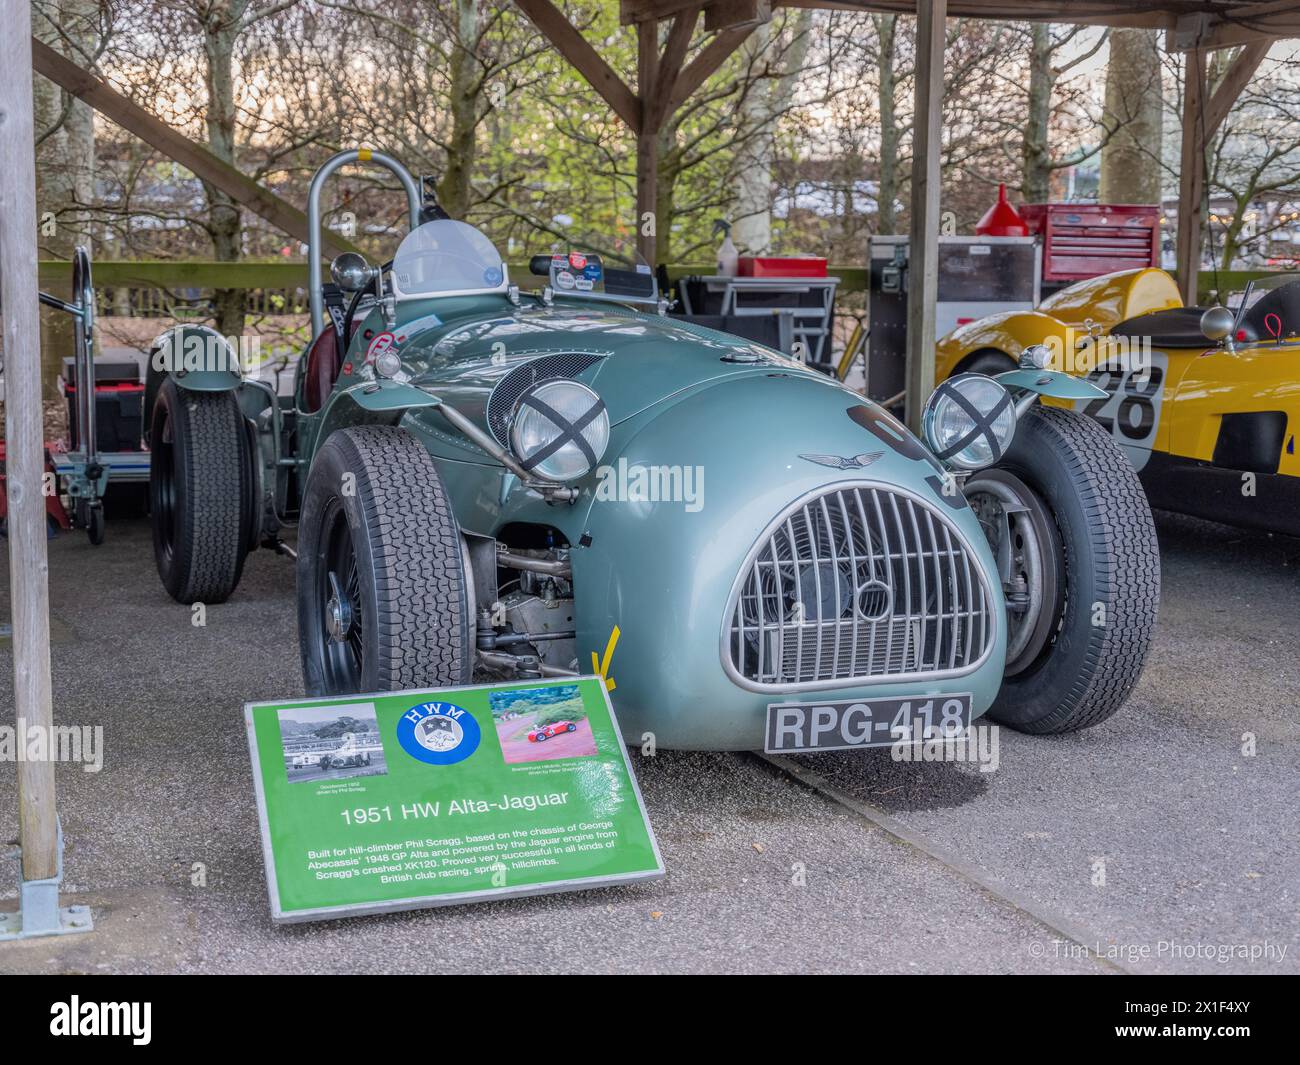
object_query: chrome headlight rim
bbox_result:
[508,379,609,483]
[922,373,1017,471]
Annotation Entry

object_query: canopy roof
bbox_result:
[622,0,1299,49]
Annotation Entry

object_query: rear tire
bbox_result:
[298,426,472,696]
[977,405,1159,733]
[149,378,252,603]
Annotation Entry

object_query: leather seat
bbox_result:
[302,327,340,413]
[1109,306,1209,349]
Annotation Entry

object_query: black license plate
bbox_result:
[764,694,973,753]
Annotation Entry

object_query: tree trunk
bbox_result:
[656,127,680,266]
[732,25,773,255]
[33,0,97,398]
[203,2,246,342]
[875,14,899,234]
[1021,23,1053,203]
[731,14,813,255]
[1098,28,1164,204]
[438,0,481,219]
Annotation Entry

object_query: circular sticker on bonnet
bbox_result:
[397,702,480,765]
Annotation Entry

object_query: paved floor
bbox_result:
[0,509,1296,974]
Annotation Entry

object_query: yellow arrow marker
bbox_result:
[591,625,620,693]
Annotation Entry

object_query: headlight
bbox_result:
[921,374,1016,470]
[509,380,610,482]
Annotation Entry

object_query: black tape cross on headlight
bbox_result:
[516,390,607,473]
[932,381,1013,464]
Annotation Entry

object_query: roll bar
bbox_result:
[307,149,421,339]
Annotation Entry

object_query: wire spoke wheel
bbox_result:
[973,406,1159,734]
[318,499,364,692]
[297,426,471,697]
[965,468,1063,676]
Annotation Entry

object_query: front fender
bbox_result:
[307,380,447,466]
[995,368,1105,401]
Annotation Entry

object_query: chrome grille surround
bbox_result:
[721,481,998,692]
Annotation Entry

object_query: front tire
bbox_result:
[149,378,252,603]
[298,426,472,697]
[970,405,1159,734]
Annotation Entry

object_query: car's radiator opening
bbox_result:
[724,485,995,690]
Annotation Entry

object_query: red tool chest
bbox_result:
[1018,203,1161,283]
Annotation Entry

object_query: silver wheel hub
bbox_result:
[326,571,352,643]
[965,472,1060,675]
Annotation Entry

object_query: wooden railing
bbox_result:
[36,258,1279,320]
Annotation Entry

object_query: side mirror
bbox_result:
[1201,306,1234,343]
[330,252,378,293]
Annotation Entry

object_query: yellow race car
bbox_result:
[935,268,1300,536]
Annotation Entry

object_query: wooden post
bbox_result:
[30,39,361,259]
[1,6,60,882]
[1177,47,1207,307]
[905,0,946,434]
[636,22,659,266]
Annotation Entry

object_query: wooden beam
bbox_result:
[2,0,59,884]
[668,26,757,114]
[1203,39,1271,135]
[39,258,312,289]
[620,0,699,24]
[514,0,641,131]
[1176,47,1208,307]
[31,38,360,259]
[648,9,700,130]
[777,0,1170,30]
[1170,3,1297,52]
[637,20,660,263]
[905,0,946,434]
[704,0,771,32]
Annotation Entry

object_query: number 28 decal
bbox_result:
[1078,352,1167,449]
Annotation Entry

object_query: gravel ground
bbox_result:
[0,508,1295,974]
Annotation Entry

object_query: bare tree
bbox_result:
[1020,23,1110,202]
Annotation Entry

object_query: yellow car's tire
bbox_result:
[983,406,1160,733]
[961,350,1016,378]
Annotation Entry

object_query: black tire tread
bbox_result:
[152,381,249,603]
[992,405,1160,734]
[300,426,470,692]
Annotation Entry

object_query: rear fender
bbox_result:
[144,325,242,442]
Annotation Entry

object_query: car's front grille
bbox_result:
[723,484,995,690]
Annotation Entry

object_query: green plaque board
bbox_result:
[245,676,663,923]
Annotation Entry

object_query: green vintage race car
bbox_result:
[145,151,1159,751]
